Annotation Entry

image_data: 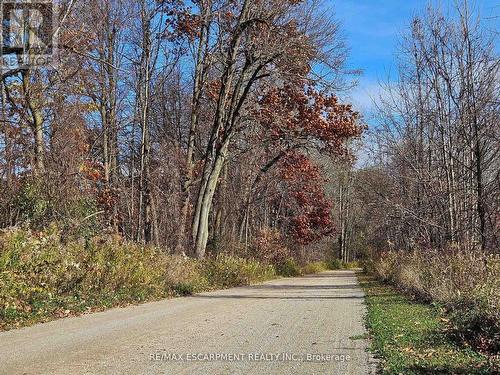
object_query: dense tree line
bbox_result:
[343,2,499,257]
[2,0,493,262]
[0,0,363,259]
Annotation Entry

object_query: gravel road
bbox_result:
[0,270,377,374]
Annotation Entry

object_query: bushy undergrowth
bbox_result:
[0,227,277,330]
[365,249,500,353]
[251,228,297,274]
[275,257,302,277]
[0,226,349,330]
[328,259,360,270]
[301,261,330,274]
[359,274,494,374]
[250,228,359,276]
[202,254,276,288]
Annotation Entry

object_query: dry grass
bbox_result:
[0,226,276,330]
[365,249,500,353]
[0,226,333,331]
[358,273,495,374]
[301,261,330,274]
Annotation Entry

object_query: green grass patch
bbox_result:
[357,273,497,374]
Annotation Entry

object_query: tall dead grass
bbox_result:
[365,249,499,353]
[0,226,276,330]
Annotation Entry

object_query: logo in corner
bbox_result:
[1,0,56,70]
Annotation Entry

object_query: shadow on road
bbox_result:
[251,284,359,290]
[300,273,358,279]
[193,295,365,300]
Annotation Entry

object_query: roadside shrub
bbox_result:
[275,258,302,277]
[371,251,399,282]
[0,227,276,330]
[302,261,329,274]
[448,293,499,353]
[173,283,196,296]
[252,228,290,266]
[343,260,360,269]
[447,256,499,353]
[202,254,275,289]
[12,183,51,228]
[164,256,209,293]
[327,259,360,270]
[328,259,343,270]
[59,198,101,241]
[367,249,500,353]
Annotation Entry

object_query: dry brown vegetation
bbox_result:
[0,226,347,330]
[365,250,499,354]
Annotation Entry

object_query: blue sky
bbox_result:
[327,0,499,115]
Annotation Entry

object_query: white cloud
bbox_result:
[346,79,392,116]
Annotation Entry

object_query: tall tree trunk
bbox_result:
[193,142,229,258]
[137,0,153,244]
[21,70,45,175]
[177,2,211,253]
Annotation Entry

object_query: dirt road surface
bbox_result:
[0,270,377,374]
